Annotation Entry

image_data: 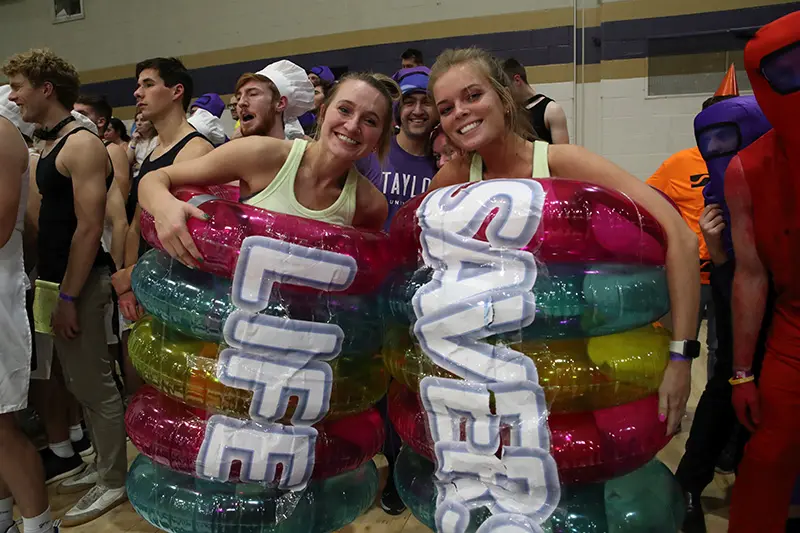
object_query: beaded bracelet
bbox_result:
[729,369,755,386]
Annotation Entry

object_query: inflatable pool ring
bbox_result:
[394,446,685,532]
[381,263,670,337]
[388,382,670,485]
[127,454,378,533]
[126,385,384,482]
[132,249,383,355]
[388,178,668,269]
[127,316,388,421]
[140,185,392,294]
[384,324,670,413]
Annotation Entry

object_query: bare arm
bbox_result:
[544,102,569,145]
[107,142,131,200]
[23,154,41,271]
[725,156,767,372]
[123,206,141,269]
[0,119,28,248]
[549,144,699,340]
[106,181,129,269]
[138,136,279,214]
[58,132,109,297]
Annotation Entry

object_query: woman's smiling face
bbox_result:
[432,62,507,152]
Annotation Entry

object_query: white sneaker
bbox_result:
[60,484,127,527]
[3,523,19,533]
[57,464,98,495]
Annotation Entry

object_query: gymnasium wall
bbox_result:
[1,0,797,179]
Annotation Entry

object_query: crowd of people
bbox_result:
[0,12,797,532]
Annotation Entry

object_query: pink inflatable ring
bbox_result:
[140,185,393,294]
[387,382,670,485]
[125,386,385,483]
[388,178,668,269]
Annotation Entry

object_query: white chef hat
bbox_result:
[0,85,35,138]
[256,60,315,119]
[71,110,99,136]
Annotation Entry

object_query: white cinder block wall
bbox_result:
[599,79,712,180]
[0,0,574,72]
[0,0,759,181]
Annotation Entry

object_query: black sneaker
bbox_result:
[380,480,406,516]
[681,491,707,533]
[72,434,94,458]
[40,448,86,486]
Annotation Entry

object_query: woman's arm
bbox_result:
[549,144,698,435]
[138,136,287,267]
[549,144,700,337]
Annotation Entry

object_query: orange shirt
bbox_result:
[647,146,710,284]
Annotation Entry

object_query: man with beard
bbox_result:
[234,59,313,140]
[357,66,438,230]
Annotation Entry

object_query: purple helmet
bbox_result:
[694,95,771,256]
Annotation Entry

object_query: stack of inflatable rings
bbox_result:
[382,178,684,531]
[126,185,390,533]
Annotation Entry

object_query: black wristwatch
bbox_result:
[669,340,701,361]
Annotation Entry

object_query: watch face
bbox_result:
[686,340,702,359]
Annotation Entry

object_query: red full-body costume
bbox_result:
[726,11,800,533]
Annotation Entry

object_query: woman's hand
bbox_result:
[658,359,691,436]
[700,203,728,266]
[111,266,133,296]
[119,291,144,322]
[150,196,208,268]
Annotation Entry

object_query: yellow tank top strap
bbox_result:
[468,152,483,182]
[242,138,308,208]
[532,140,550,178]
[468,140,551,182]
[287,165,358,226]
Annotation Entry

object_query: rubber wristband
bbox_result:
[669,351,692,362]
[729,369,754,386]
[729,375,755,386]
[58,292,76,302]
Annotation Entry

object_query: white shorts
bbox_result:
[30,332,54,381]
[0,273,32,413]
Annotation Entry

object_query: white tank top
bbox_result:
[0,118,32,365]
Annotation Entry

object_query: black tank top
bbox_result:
[36,127,114,282]
[126,131,211,257]
[126,131,209,222]
[524,94,554,144]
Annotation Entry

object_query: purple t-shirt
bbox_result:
[356,136,438,230]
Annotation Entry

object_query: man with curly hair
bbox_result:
[3,48,128,527]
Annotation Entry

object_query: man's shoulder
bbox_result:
[62,128,107,159]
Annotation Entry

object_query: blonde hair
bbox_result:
[2,48,80,109]
[429,47,531,140]
[315,72,400,162]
